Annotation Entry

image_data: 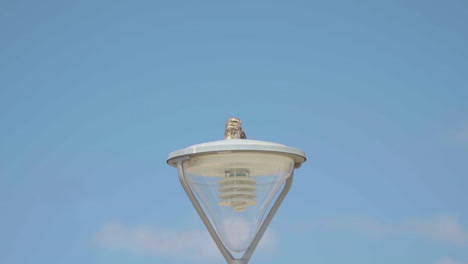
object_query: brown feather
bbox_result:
[224,117,247,139]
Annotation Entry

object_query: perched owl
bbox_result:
[224,117,247,139]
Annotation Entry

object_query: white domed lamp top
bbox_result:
[167,139,306,168]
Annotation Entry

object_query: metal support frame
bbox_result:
[176,157,294,264]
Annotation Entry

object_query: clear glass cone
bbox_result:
[183,152,294,253]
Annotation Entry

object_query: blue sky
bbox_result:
[1,0,467,264]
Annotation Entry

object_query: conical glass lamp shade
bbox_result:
[183,152,294,253]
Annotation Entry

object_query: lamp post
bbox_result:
[167,119,306,264]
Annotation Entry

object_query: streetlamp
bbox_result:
[166,118,306,264]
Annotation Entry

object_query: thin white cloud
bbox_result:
[435,258,468,264]
[93,221,276,262]
[218,216,256,252]
[314,215,468,247]
[408,215,468,246]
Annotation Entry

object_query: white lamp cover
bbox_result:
[184,152,294,252]
[167,140,306,255]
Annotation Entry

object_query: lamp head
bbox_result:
[166,118,306,255]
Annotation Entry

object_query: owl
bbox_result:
[224,117,247,139]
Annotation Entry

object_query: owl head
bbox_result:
[226,117,242,128]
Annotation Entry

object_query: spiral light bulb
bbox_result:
[218,168,257,212]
